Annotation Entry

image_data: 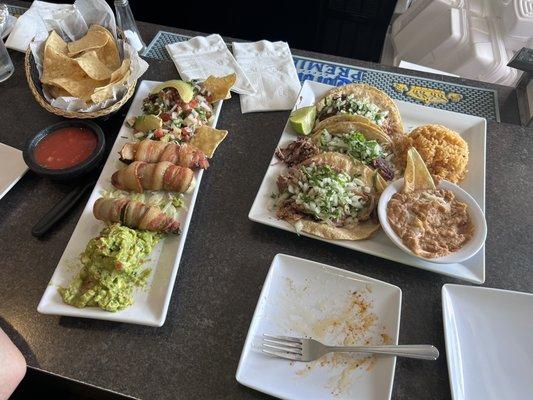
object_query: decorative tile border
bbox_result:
[145,30,500,121]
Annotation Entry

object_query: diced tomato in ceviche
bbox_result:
[129,80,214,144]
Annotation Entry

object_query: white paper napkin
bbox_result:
[232,40,301,113]
[6,1,72,52]
[166,34,256,95]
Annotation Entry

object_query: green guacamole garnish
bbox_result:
[59,224,161,312]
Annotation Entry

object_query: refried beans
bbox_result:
[387,188,474,258]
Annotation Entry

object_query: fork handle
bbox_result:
[327,345,439,360]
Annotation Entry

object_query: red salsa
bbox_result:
[34,126,97,170]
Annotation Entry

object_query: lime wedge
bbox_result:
[289,105,317,135]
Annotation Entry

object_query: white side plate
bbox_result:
[0,142,27,200]
[37,80,223,326]
[236,253,402,400]
[442,284,533,400]
[249,80,486,283]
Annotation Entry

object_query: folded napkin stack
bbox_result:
[166,34,256,95]
[6,1,71,52]
[233,40,301,113]
[167,35,301,113]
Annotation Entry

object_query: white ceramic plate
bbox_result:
[0,142,27,200]
[249,80,486,283]
[442,284,533,400]
[378,178,487,264]
[37,80,224,326]
[236,253,402,400]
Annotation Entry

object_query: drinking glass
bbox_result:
[114,0,146,54]
[0,39,14,83]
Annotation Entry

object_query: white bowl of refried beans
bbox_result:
[378,179,487,264]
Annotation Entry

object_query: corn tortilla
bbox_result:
[315,83,404,142]
[281,152,381,240]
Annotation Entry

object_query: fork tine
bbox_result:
[263,337,302,349]
[262,348,301,361]
[263,333,302,344]
[262,343,302,355]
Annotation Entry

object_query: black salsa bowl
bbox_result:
[23,120,106,181]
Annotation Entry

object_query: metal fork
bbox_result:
[262,334,439,361]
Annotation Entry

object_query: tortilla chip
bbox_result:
[202,74,236,102]
[404,147,436,193]
[109,59,131,83]
[46,76,105,101]
[44,30,68,55]
[374,171,388,194]
[67,30,108,56]
[88,25,121,71]
[40,27,128,103]
[90,69,131,104]
[74,50,112,80]
[41,45,86,85]
[89,59,131,103]
[189,126,228,158]
[44,84,71,98]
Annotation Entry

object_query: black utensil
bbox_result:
[32,179,97,238]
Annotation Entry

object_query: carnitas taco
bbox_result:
[276,119,397,182]
[315,84,404,142]
[311,119,397,180]
[274,152,382,240]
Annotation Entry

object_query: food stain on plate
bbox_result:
[265,276,392,396]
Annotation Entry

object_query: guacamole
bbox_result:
[59,224,161,312]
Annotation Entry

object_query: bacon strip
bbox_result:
[111,161,195,193]
[119,140,209,169]
[93,198,180,234]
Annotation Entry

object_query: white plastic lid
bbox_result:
[501,0,533,37]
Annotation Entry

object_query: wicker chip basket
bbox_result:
[25,48,137,119]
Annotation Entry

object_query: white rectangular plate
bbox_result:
[0,142,28,200]
[442,284,533,400]
[37,80,223,326]
[249,80,486,283]
[236,253,402,400]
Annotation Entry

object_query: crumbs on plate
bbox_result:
[274,277,392,396]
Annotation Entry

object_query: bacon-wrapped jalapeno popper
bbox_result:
[111,161,195,194]
[93,198,181,234]
[119,140,209,170]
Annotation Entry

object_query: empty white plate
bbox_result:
[236,254,402,400]
[0,142,27,200]
[442,284,533,400]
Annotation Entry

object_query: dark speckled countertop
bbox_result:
[1,3,532,399]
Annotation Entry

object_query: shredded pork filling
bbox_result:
[275,137,320,167]
[275,163,372,226]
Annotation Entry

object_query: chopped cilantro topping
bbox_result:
[284,163,368,224]
[318,129,386,165]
